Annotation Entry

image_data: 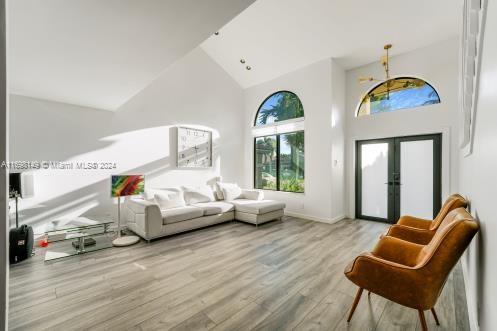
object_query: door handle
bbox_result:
[384,182,394,185]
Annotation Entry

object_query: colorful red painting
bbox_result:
[111,175,144,197]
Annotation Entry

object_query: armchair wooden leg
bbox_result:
[347,288,364,322]
[431,308,440,326]
[418,310,428,331]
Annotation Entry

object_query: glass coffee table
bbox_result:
[44,217,115,262]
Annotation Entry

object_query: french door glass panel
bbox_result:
[400,140,434,219]
[361,143,389,219]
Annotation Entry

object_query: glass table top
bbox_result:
[45,216,114,234]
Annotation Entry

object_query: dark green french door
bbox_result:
[356,134,442,223]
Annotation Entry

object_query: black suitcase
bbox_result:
[9,224,34,264]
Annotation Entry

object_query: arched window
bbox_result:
[356,77,440,117]
[255,91,304,125]
[253,91,304,193]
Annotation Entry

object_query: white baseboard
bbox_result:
[331,214,347,223]
[462,257,479,331]
[284,211,346,224]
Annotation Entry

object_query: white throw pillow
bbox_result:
[214,182,225,200]
[154,190,186,210]
[218,182,242,201]
[142,189,162,202]
[182,185,216,204]
[241,189,264,201]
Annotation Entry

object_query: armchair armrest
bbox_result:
[344,252,427,309]
[124,199,162,239]
[242,189,264,201]
[386,224,434,245]
[397,215,431,230]
[371,236,424,267]
[126,198,159,214]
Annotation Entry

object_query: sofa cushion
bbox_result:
[231,199,286,215]
[241,189,264,201]
[217,182,243,201]
[192,201,235,215]
[214,182,225,200]
[182,186,216,204]
[143,188,182,202]
[154,190,185,209]
[161,206,203,225]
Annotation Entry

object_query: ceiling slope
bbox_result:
[201,0,461,88]
[8,0,255,110]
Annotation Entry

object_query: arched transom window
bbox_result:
[357,77,440,117]
[255,91,304,125]
[253,91,304,193]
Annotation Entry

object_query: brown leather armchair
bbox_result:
[344,208,478,331]
[386,193,468,245]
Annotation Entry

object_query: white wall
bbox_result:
[459,1,497,330]
[345,38,461,218]
[9,48,245,233]
[331,61,346,220]
[1,0,8,328]
[242,59,346,222]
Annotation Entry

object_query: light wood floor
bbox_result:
[9,217,470,331]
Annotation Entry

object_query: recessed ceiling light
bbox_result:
[240,59,246,64]
[214,31,219,36]
[246,66,252,70]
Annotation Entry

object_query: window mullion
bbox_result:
[253,137,256,189]
[276,134,280,191]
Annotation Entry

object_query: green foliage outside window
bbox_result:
[279,132,304,192]
[255,91,304,125]
[255,136,277,190]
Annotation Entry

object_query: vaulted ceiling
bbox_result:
[8,0,255,110]
[9,0,462,109]
[201,0,462,88]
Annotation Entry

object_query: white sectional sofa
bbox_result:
[123,183,285,241]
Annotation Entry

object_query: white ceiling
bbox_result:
[201,0,462,88]
[8,0,255,110]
